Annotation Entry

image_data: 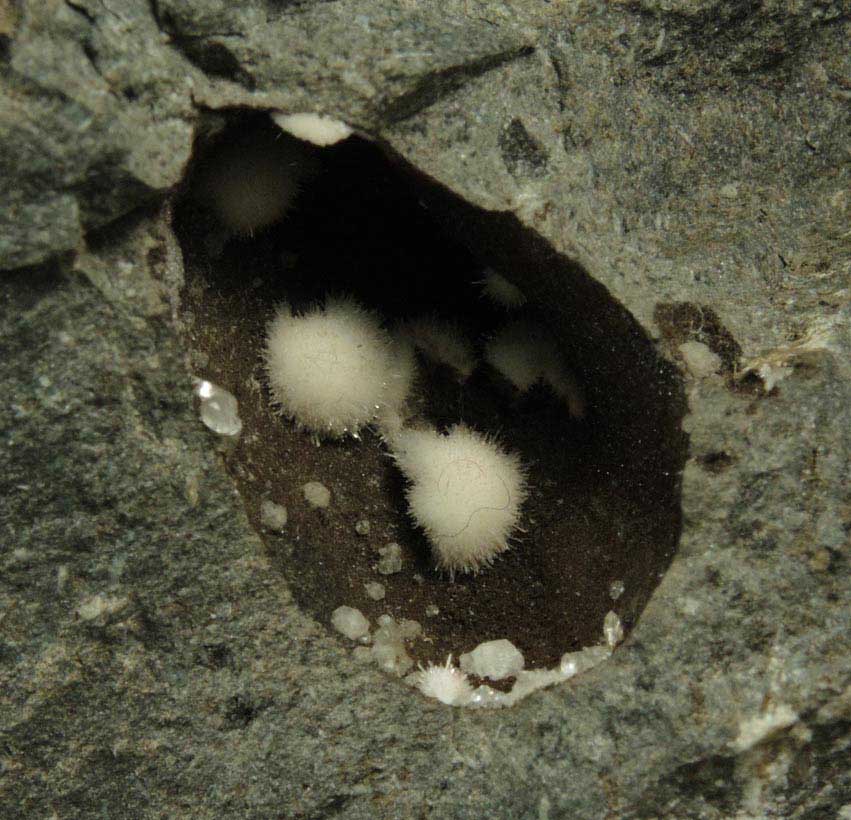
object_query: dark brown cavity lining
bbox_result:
[173,111,688,670]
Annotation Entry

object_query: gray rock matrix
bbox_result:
[1,1,849,817]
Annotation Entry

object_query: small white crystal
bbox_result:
[678,341,721,378]
[377,542,403,575]
[371,616,414,675]
[272,112,353,146]
[608,579,625,600]
[425,604,440,617]
[354,519,371,536]
[303,481,331,508]
[260,500,288,531]
[397,619,422,639]
[372,641,414,676]
[603,611,624,648]
[331,606,370,641]
[460,639,525,680]
[364,581,385,601]
[194,379,242,436]
[560,644,611,676]
[503,668,567,705]
[467,684,504,708]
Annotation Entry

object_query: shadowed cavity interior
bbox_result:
[174,111,688,670]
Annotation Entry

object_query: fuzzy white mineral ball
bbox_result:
[485,320,586,419]
[484,320,547,391]
[375,336,418,440]
[398,317,476,380]
[198,131,311,235]
[411,656,474,706]
[545,364,586,420]
[392,424,528,576]
[264,296,412,439]
[478,269,527,308]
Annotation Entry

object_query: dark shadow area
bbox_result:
[173,110,688,669]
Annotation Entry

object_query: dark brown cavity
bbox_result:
[174,111,688,670]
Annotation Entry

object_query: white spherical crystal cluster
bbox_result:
[485,320,586,419]
[411,656,475,706]
[392,424,527,576]
[264,296,413,439]
[198,131,312,235]
[398,316,476,380]
[478,269,527,308]
[375,336,418,439]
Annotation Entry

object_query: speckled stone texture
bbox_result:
[1,1,850,818]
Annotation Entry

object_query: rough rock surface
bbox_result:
[1,1,850,818]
